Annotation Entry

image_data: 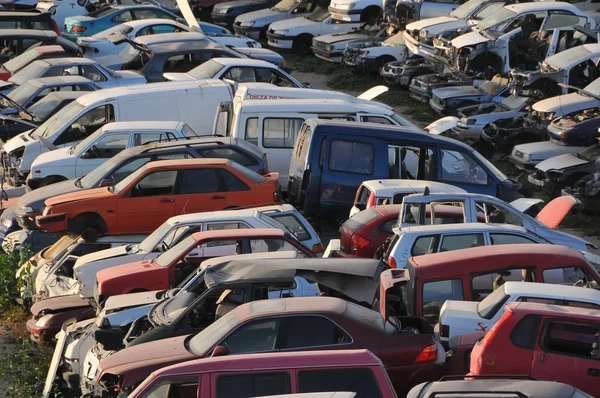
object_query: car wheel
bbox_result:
[68,213,107,241]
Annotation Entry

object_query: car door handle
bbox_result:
[588,368,600,377]
[160,198,174,203]
[211,195,226,200]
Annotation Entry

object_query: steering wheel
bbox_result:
[573,278,593,289]
[88,145,101,159]
[131,185,143,197]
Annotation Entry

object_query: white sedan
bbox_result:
[77,19,261,59]
[163,57,305,87]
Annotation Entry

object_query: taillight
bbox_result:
[52,20,60,35]
[312,243,324,254]
[72,26,87,33]
[353,185,363,205]
[387,255,397,269]
[415,344,438,363]
[480,308,513,347]
[350,234,370,253]
[367,194,376,208]
[63,23,66,30]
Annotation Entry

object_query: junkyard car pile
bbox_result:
[0,0,599,397]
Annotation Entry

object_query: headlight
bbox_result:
[36,314,54,327]
[215,7,229,13]
[325,44,333,51]
[42,207,50,216]
[20,206,33,214]
[240,20,255,27]
[274,29,289,35]
[466,119,476,125]
[420,30,427,38]
[2,218,12,228]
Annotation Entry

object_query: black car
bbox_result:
[0,30,60,63]
[14,137,267,228]
[0,10,57,31]
[211,0,277,30]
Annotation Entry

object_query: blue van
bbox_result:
[287,120,523,219]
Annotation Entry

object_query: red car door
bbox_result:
[116,170,177,233]
[531,318,600,395]
[173,168,228,215]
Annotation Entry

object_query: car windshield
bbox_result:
[306,6,329,22]
[476,284,509,319]
[476,8,516,31]
[584,77,600,95]
[1,81,38,109]
[187,307,241,355]
[273,0,299,11]
[181,124,199,138]
[187,59,225,80]
[230,161,267,183]
[118,43,142,63]
[383,31,405,46]
[9,61,46,86]
[72,127,104,155]
[88,6,118,18]
[344,300,396,334]
[154,235,195,267]
[27,96,67,121]
[92,24,134,39]
[32,100,85,139]
[578,144,600,161]
[138,220,182,253]
[479,80,503,95]
[450,0,485,20]
[4,49,45,73]
[79,150,132,188]
[112,164,146,194]
[500,95,528,110]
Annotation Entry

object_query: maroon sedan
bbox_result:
[93,296,444,397]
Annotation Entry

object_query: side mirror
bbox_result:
[99,177,114,187]
[80,151,91,159]
[211,345,230,357]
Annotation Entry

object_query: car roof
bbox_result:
[412,379,580,398]
[401,192,501,203]
[202,258,383,288]
[505,2,583,13]
[0,10,50,17]
[82,234,147,243]
[212,57,277,68]
[160,204,292,225]
[508,301,600,321]
[135,32,206,45]
[0,29,56,39]
[145,349,380,378]
[28,75,93,87]
[148,40,219,53]
[400,222,527,234]
[100,121,183,132]
[235,296,350,321]
[34,45,67,55]
[141,158,230,171]
[40,91,89,101]
[239,99,394,115]
[409,244,580,280]
[545,43,600,70]
[35,57,97,66]
[503,280,600,301]
[124,18,184,28]
[113,136,246,158]
[361,180,465,194]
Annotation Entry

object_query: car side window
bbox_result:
[245,117,259,146]
[544,12,583,30]
[298,368,383,398]
[422,279,463,323]
[411,235,440,256]
[474,2,505,19]
[133,132,177,146]
[440,149,488,186]
[163,53,203,73]
[220,318,280,354]
[361,116,394,125]
[80,65,107,82]
[133,8,164,19]
[216,372,291,398]
[223,67,257,83]
[255,68,295,87]
[131,170,177,197]
[489,233,537,245]
[112,10,134,22]
[542,267,589,285]
[196,147,258,168]
[269,214,310,241]
[88,133,128,158]
[380,219,396,233]
[139,376,198,398]
[147,24,178,35]
[510,314,541,350]
[219,170,250,191]
[329,140,374,175]
[388,145,431,180]
[263,118,304,148]
[277,315,350,349]
[55,104,115,146]
[542,321,600,360]
[74,84,94,91]
[475,201,523,226]
[439,233,484,252]
[177,168,222,194]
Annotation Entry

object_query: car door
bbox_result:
[436,232,485,253]
[531,319,600,396]
[75,132,129,177]
[172,167,229,216]
[116,169,178,233]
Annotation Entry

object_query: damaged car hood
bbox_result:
[317,31,370,44]
[450,30,490,49]
[406,16,459,31]
[433,85,484,100]
[533,93,600,115]
[535,153,590,172]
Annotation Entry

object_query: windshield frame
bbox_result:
[476,284,510,319]
[449,0,486,20]
[33,100,85,140]
[154,234,197,267]
[476,8,516,31]
[273,0,299,12]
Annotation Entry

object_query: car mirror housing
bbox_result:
[211,345,230,357]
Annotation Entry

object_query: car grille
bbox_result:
[313,40,327,51]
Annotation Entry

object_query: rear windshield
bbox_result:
[477,284,510,319]
[342,207,381,232]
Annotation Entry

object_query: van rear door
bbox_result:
[287,124,314,208]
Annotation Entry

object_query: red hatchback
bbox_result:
[339,205,401,258]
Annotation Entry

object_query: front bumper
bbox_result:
[232,24,263,40]
[267,32,294,49]
[313,47,344,63]
[429,99,455,117]
[351,55,380,73]
[409,79,431,103]
[509,154,537,171]
[35,212,67,232]
[329,8,361,22]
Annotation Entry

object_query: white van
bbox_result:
[27,121,197,189]
[215,96,417,189]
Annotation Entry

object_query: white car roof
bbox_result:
[399,223,528,235]
[28,76,94,87]
[164,204,295,226]
[135,32,205,45]
[402,192,502,203]
[545,43,600,70]
[361,180,466,195]
[503,281,600,302]
[100,121,185,132]
[505,2,584,13]
[213,58,279,68]
[35,57,98,66]
[238,99,395,115]
[124,19,186,29]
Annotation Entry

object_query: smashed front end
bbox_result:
[409,72,471,103]
[343,40,375,67]
[380,58,434,87]
[562,172,600,215]
[1,145,25,186]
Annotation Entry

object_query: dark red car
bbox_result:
[469,302,600,397]
[94,296,444,397]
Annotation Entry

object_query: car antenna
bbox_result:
[424,186,430,196]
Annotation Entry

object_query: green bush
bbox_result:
[0,248,26,310]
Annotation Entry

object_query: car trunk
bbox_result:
[339,207,381,254]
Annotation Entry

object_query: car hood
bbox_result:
[433,85,482,100]
[450,30,489,49]
[426,116,459,135]
[439,300,480,324]
[75,245,130,268]
[316,31,368,44]
[515,141,585,160]
[31,146,74,169]
[30,294,90,315]
[533,93,599,114]
[3,131,31,153]
[535,195,580,230]
[535,153,589,172]
[235,7,282,23]
[103,289,164,312]
[406,16,458,31]
[97,259,158,285]
[45,186,112,207]
[98,335,195,378]
[270,16,319,31]
[17,179,79,211]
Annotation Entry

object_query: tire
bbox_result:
[39,175,67,188]
[292,34,313,55]
[360,6,382,25]
[67,213,107,241]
